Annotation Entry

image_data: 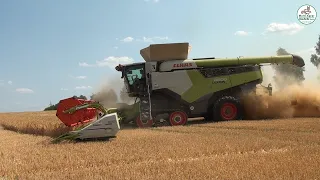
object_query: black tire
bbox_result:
[204,111,213,121]
[213,96,243,122]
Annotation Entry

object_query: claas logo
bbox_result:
[173,63,193,68]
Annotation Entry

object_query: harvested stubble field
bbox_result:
[0,111,320,180]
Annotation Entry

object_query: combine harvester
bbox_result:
[53,42,305,142]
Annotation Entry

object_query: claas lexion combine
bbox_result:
[53,42,305,143]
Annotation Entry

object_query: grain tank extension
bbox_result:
[115,42,305,127]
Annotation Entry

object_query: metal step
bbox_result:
[139,84,152,124]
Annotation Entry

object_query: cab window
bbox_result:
[125,67,144,85]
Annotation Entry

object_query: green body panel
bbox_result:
[193,55,294,67]
[229,70,263,87]
[109,102,140,123]
[121,102,140,121]
[181,69,262,103]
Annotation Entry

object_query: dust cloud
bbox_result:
[90,74,134,109]
[242,67,320,120]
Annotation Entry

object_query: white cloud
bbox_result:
[79,56,135,68]
[16,88,34,94]
[295,47,316,55]
[234,31,251,36]
[68,75,87,79]
[263,22,304,35]
[75,76,86,79]
[97,56,134,67]
[75,86,92,90]
[121,37,134,42]
[118,36,169,43]
[114,46,118,49]
[8,81,12,85]
[136,36,169,43]
[79,62,94,67]
[144,0,159,2]
[60,88,68,91]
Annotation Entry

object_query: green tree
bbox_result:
[310,34,320,68]
[43,94,87,111]
[74,95,87,100]
[272,47,305,89]
[44,101,58,111]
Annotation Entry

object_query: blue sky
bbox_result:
[0,0,319,112]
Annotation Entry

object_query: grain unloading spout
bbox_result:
[291,54,305,67]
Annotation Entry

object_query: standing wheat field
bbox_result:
[0,111,320,180]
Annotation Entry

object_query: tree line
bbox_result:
[43,95,90,111]
[272,34,320,89]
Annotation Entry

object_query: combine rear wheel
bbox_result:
[213,96,243,121]
[135,116,153,128]
[168,111,188,126]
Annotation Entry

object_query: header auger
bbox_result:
[54,42,305,143]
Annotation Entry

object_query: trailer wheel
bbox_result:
[214,96,243,121]
[135,116,153,128]
[169,111,188,126]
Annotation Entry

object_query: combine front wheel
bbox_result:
[168,111,188,126]
[214,96,243,121]
[135,116,153,128]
